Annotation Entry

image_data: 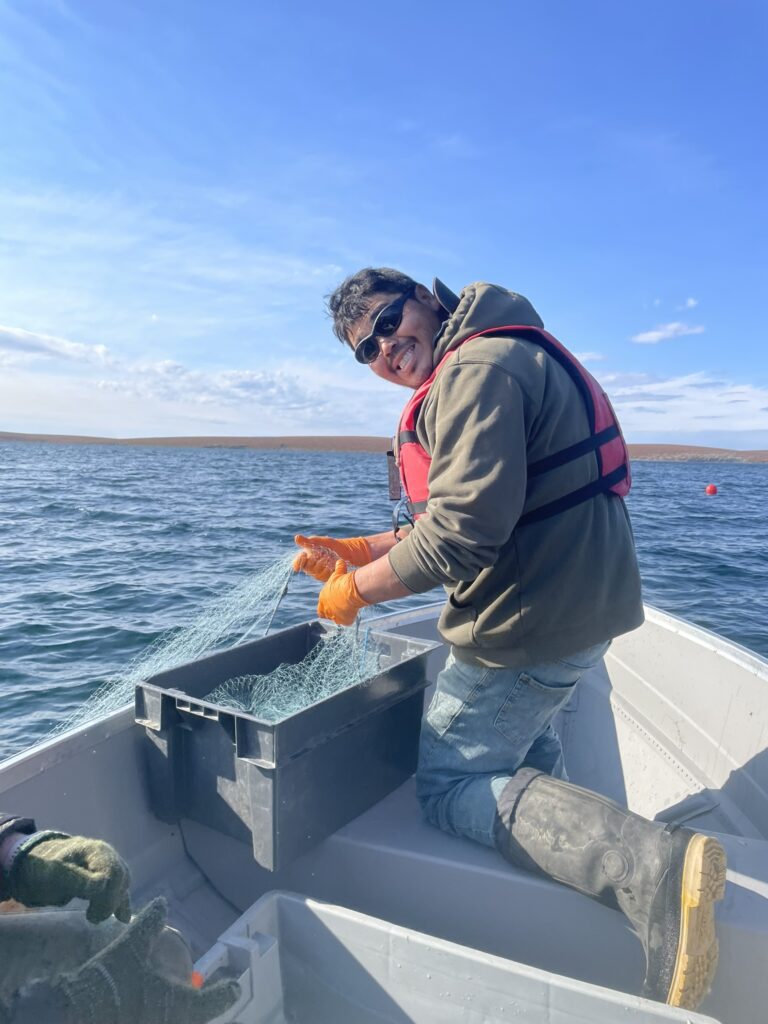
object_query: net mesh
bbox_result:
[54,555,295,735]
[205,624,382,723]
[52,553,385,735]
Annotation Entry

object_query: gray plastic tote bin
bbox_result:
[195,890,720,1024]
[135,620,436,870]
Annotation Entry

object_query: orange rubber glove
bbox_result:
[293,534,373,583]
[317,560,370,626]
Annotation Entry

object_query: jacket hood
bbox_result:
[432,280,544,362]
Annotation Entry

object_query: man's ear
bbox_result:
[414,283,441,312]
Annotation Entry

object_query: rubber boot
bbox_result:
[494,768,727,1010]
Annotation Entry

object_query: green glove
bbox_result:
[61,898,239,1023]
[10,898,240,1024]
[9,833,132,924]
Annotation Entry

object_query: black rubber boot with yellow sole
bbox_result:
[494,769,727,1011]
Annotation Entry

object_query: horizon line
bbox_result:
[1,431,767,462]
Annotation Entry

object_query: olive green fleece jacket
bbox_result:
[387,282,644,668]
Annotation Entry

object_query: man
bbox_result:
[0,814,239,1023]
[294,268,726,1011]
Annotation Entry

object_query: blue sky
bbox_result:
[1,0,766,446]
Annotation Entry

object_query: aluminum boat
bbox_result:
[2,603,767,1023]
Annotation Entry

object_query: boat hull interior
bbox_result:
[2,604,768,1023]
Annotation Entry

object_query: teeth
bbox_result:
[399,347,414,370]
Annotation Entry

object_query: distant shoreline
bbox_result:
[1,431,767,463]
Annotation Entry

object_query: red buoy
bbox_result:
[705,484,718,495]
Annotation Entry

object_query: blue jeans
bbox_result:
[416,642,610,849]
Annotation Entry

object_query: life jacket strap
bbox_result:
[527,425,620,478]
[408,499,429,516]
[518,463,628,527]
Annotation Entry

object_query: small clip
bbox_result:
[392,496,414,540]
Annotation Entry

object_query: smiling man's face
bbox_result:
[347,284,445,389]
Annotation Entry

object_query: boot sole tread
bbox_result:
[667,834,727,1010]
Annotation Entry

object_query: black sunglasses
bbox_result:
[353,286,416,364]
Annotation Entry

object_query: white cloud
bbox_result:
[684,297,698,309]
[2,351,767,443]
[631,322,705,344]
[7,369,399,436]
[605,372,768,436]
[0,326,407,436]
[0,324,111,364]
[574,351,604,363]
[95,362,325,414]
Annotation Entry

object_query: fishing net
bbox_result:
[205,624,382,723]
[54,555,294,735]
[53,552,384,736]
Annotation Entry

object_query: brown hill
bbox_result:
[1,432,767,462]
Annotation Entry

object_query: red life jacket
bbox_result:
[395,325,631,526]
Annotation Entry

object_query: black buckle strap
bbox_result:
[518,463,628,527]
[527,425,619,478]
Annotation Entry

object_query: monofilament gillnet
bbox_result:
[53,552,389,737]
[204,623,384,723]
[53,554,296,735]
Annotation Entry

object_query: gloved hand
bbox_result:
[293,534,372,582]
[9,833,132,924]
[12,898,240,1024]
[317,560,370,626]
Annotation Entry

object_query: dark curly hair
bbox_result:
[326,267,418,344]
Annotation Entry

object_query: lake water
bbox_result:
[1,441,766,761]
